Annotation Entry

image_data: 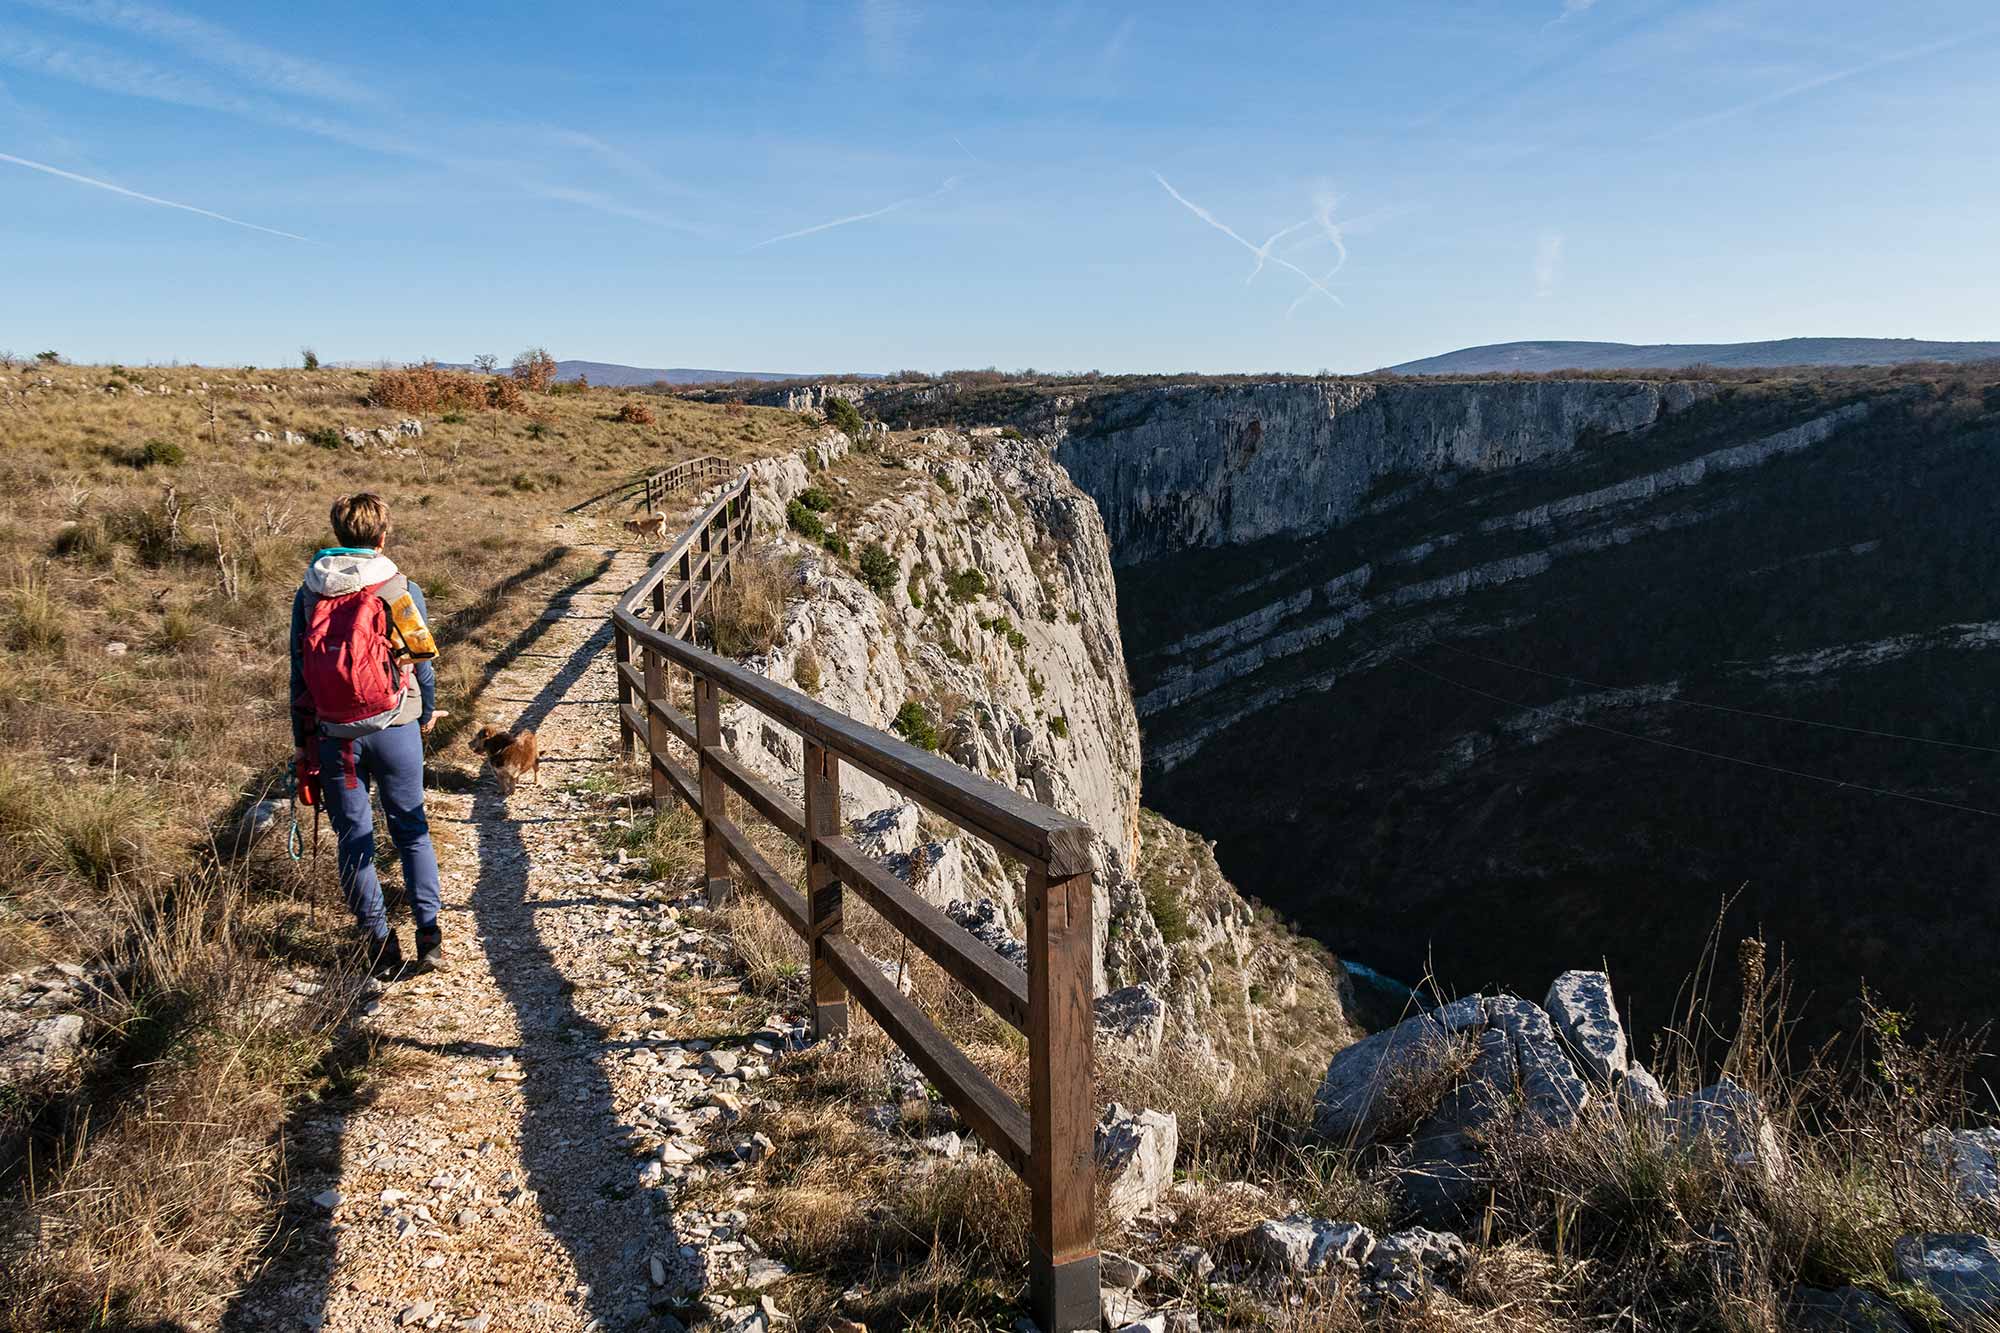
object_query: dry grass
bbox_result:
[703,544,799,658]
[0,360,814,1329]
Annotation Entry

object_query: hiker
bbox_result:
[290,492,444,979]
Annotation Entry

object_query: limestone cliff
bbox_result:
[712,426,1350,1081]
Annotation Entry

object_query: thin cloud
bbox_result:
[0,150,310,240]
[860,0,918,72]
[0,28,697,233]
[748,175,961,251]
[1553,0,1596,23]
[1152,172,1343,309]
[1649,26,1995,141]
[15,0,375,105]
[1534,231,1564,296]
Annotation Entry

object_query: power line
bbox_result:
[1395,652,2000,821]
[1434,641,2000,758]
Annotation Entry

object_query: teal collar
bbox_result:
[314,546,379,558]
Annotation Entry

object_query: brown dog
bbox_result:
[622,511,669,541]
[468,723,540,794]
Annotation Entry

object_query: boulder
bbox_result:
[1242,1214,1374,1279]
[1613,1065,1669,1117]
[1397,1027,1515,1224]
[1483,996,1590,1127]
[1365,1227,1468,1303]
[1668,1078,1786,1183]
[1543,969,1630,1084]
[1924,1126,2000,1211]
[1892,1233,2000,1321]
[397,418,423,436]
[1312,994,1485,1144]
[1790,1285,1916,1332]
[1095,984,1167,1061]
[1097,1104,1177,1223]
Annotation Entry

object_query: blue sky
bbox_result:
[0,0,1994,373]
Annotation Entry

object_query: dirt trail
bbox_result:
[228,539,800,1333]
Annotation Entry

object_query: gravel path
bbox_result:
[226,543,803,1333]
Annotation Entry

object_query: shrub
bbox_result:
[510,472,537,492]
[786,500,825,541]
[907,572,925,608]
[857,542,897,596]
[133,439,185,468]
[1049,714,1069,740]
[796,487,834,512]
[794,646,822,694]
[371,363,486,414]
[487,375,525,411]
[524,422,548,441]
[1141,867,1192,945]
[825,395,866,439]
[1000,426,1022,440]
[305,426,340,450]
[820,531,849,559]
[944,567,986,603]
[891,700,938,750]
[3,564,67,653]
[511,347,557,391]
[300,347,319,370]
[980,615,1027,652]
[35,349,59,363]
[708,550,793,657]
[441,412,466,425]
[616,402,655,425]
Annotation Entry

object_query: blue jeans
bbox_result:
[318,723,441,938]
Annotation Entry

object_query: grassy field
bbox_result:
[0,359,815,1328]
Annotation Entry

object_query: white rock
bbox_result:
[1096,1103,1177,1224]
[1894,1233,2000,1321]
[1544,969,1630,1084]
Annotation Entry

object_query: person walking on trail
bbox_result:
[290,492,445,979]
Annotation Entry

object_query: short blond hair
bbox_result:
[330,492,391,548]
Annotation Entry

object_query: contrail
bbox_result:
[0,151,310,240]
[1153,172,1342,307]
[748,175,961,251]
[1245,217,1312,284]
[1649,26,1995,141]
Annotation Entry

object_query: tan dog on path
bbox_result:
[622,511,669,541]
[468,723,540,794]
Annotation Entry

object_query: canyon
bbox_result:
[822,368,2000,1055]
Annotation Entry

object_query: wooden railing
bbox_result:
[641,454,736,515]
[610,469,1101,1331]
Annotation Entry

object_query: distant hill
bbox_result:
[1386,337,2000,376]
[432,360,846,387]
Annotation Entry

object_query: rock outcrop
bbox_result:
[720,428,1350,1083]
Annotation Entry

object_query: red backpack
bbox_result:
[300,578,410,725]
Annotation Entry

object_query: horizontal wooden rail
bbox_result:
[607,461,1099,1330]
[820,833,1030,1031]
[641,453,734,514]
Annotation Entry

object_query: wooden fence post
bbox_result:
[694,672,730,908]
[802,739,847,1039]
[1027,864,1099,1333]
[614,623,634,760]
[643,646,669,813]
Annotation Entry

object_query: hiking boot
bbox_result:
[365,929,404,981]
[413,923,446,973]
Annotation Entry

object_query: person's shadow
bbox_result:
[224,554,698,1332]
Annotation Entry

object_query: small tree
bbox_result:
[472,353,499,373]
[511,347,557,392]
[300,346,320,370]
[35,350,60,364]
[857,542,897,596]
[825,395,866,439]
